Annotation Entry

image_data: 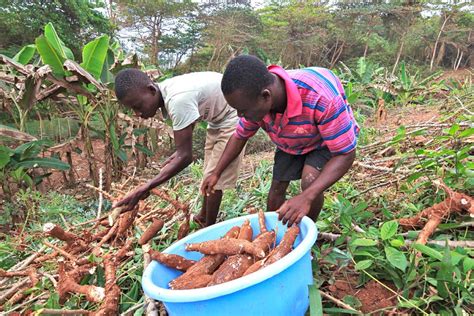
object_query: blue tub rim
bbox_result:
[142,212,317,303]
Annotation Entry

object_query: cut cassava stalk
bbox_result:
[0,267,39,306]
[138,218,165,245]
[238,219,253,241]
[43,241,78,262]
[57,261,104,304]
[185,239,266,258]
[208,254,254,286]
[399,180,473,245]
[151,188,189,212]
[148,250,196,272]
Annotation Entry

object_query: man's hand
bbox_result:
[112,185,150,211]
[201,173,220,196]
[277,193,312,226]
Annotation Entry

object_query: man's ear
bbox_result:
[147,83,158,95]
[261,88,272,100]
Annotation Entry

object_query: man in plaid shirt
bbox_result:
[201,55,359,226]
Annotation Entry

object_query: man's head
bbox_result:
[221,55,275,122]
[115,68,162,119]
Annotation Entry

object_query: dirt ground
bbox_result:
[327,275,398,313]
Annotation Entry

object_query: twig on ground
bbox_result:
[320,290,361,313]
[43,241,78,262]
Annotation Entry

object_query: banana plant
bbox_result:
[0,140,69,199]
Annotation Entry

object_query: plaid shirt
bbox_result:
[235,65,359,155]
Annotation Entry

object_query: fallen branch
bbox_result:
[37,308,91,315]
[320,290,361,314]
[43,241,78,262]
[151,188,189,212]
[1,246,45,278]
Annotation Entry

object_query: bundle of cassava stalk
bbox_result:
[149,210,300,290]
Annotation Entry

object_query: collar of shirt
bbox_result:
[263,65,303,131]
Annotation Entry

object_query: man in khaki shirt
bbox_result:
[112,69,243,227]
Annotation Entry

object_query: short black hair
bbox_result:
[114,68,151,100]
[221,55,275,98]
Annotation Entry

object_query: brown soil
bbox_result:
[365,103,442,131]
[438,68,472,82]
[327,276,398,314]
[45,139,106,189]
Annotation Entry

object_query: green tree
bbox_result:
[115,0,196,66]
[0,0,113,58]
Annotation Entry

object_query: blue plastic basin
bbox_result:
[142,212,318,316]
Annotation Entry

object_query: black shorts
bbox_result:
[273,147,332,181]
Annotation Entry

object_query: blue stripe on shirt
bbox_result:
[304,68,339,96]
[321,121,353,141]
[303,102,325,112]
[319,105,347,125]
[288,120,312,125]
[292,79,317,93]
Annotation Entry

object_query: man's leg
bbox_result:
[205,190,223,226]
[267,180,290,212]
[301,164,324,221]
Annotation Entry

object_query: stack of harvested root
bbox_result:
[0,188,189,314]
[149,210,300,290]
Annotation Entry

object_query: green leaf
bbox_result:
[381,221,398,240]
[135,143,154,156]
[44,22,67,59]
[448,124,460,136]
[463,257,474,273]
[355,259,373,270]
[390,238,404,248]
[81,35,109,79]
[109,125,119,151]
[309,285,323,316]
[100,48,115,84]
[323,308,361,315]
[16,157,70,170]
[343,295,362,309]
[351,238,378,247]
[117,149,127,162]
[385,246,407,272]
[13,44,36,65]
[459,128,474,138]
[413,244,443,261]
[45,292,60,309]
[35,35,65,76]
[0,146,12,169]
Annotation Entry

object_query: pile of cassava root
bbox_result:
[148,210,300,290]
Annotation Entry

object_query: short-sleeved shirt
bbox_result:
[234,65,359,155]
[158,72,238,131]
